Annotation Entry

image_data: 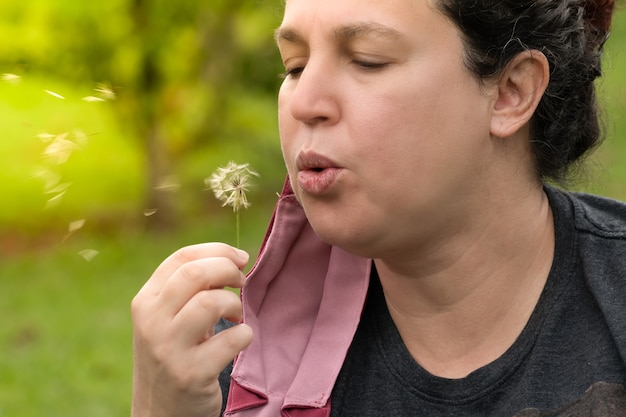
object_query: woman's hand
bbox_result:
[131,243,254,417]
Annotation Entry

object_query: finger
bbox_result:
[139,243,249,298]
[196,323,253,379]
[172,289,243,345]
[157,257,245,317]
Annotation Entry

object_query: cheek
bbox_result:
[277,97,303,198]
[350,92,439,172]
[348,85,484,207]
[278,91,295,159]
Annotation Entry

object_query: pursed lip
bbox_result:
[296,150,341,172]
[295,151,344,195]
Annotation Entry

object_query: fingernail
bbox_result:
[235,248,249,263]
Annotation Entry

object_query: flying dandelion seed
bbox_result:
[37,132,56,142]
[69,219,86,233]
[45,191,66,209]
[43,133,78,165]
[43,182,71,209]
[143,209,158,217]
[153,179,181,193]
[45,182,71,195]
[63,219,86,242]
[2,73,21,84]
[36,130,83,212]
[82,95,105,102]
[78,249,99,262]
[44,90,65,100]
[95,83,115,100]
[207,161,258,247]
[33,168,61,191]
[33,168,69,194]
[72,129,89,148]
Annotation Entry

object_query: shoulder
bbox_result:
[548,186,626,344]
[547,185,626,240]
[547,185,626,308]
[570,191,626,239]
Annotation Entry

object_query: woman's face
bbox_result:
[277,0,499,258]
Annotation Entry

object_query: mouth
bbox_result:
[295,151,343,195]
[296,151,340,172]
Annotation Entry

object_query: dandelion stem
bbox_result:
[236,210,241,248]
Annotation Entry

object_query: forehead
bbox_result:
[277,0,442,43]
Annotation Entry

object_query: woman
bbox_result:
[131,0,626,416]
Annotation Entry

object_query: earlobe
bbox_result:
[490,50,550,138]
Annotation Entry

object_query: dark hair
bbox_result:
[435,0,616,182]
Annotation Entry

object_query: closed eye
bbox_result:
[353,60,389,71]
[280,66,305,79]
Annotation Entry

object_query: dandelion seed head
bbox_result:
[207,161,258,212]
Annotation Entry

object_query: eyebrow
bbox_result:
[274,22,404,45]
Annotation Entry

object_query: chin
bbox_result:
[299,192,383,257]
[309,219,377,259]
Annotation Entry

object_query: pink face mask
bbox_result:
[225,178,372,417]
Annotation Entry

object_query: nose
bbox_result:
[286,59,341,126]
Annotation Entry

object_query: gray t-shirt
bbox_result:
[220,186,626,416]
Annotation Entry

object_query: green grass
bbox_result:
[1,239,140,417]
[1,244,137,416]
[0,207,272,417]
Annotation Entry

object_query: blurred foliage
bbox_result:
[0,0,286,237]
[0,0,625,240]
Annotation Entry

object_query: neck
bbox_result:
[374,183,555,378]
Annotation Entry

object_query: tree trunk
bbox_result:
[131,0,177,231]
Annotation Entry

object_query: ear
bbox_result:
[490,50,550,138]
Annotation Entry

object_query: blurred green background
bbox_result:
[0,1,625,416]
